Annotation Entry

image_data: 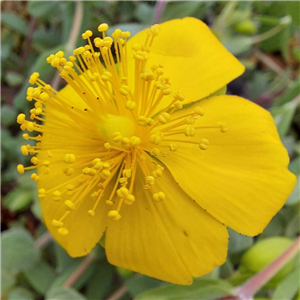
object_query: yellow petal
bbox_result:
[127,17,244,110]
[105,166,228,284]
[38,163,110,257]
[159,95,296,236]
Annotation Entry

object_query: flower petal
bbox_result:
[38,163,110,257]
[105,166,228,284]
[159,95,296,236]
[127,17,244,108]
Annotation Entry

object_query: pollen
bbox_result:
[17,21,228,236]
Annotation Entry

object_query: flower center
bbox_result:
[97,114,137,148]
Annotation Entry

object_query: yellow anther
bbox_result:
[162,88,171,95]
[117,187,129,198]
[17,113,26,124]
[121,31,131,38]
[174,92,185,101]
[124,194,135,205]
[185,116,195,125]
[119,177,128,186]
[174,101,183,110]
[156,67,164,75]
[184,126,196,137]
[112,132,123,142]
[64,167,74,176]
[104,142,111,150]
[27,122,34,132]
[52,219,63,227]
[199,138,209,150]
[103,37,113,47]
[169,143,177,152]
[194,106,205,116]
[21,145,29,155]
[38,188,46,199]
[55,51,64,58]
[146,118,154,126]
[101,71,112,81]
[88,210,95,216]
[63,153,76,164]
[125,100,136,110]
[106,200,114,206]
[122,169,132,178]
[218,122,228,133]
[82,30,93,39]
[151,148,160,156]
[98,23,108,32]
[112,28,122,39]
[152,169,163,178]
[31,173,40,182]
[153,192,165,202]
[130,136,141,147]
[43,160,50,167]
[158,112,171,124]
[150,24,160,36]
[91,191,99,198]
[137,116,147,126]
[17,164,25,174]
[92,158,101,165]
[53,190,62,201]
[29,72,39,85]
[132,43,141,51]
[31,157,38,165]
[146,176,155,185]
[99,163,108,170]
[58,228,69,236]
[150,133,162,145]
[101,169,111,178]
[51,57,60,68]
[64,200,75,211]
[108,210,121,221]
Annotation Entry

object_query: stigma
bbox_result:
[17,23,228,237]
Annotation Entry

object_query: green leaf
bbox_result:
[228,229,253,254]
[222,36,253,55]
[270,100,299,137]
[50,254,96,290]
[136,278,234,300]
[289,157,300,175]
[24,260,57,295]
[27,1,60,19]
[273,268,299,300]
[46,287,86,300]
[1,227,41,273]
[274,75,300,106]
[285,176,300,206]
[1,270,17,295]
[5,71,25,87]
[134,2,154,24]
[86,261,114,300]
[1,13,28,35]
[1,105,17,127]
[126,275,163,297]
[8,288,35,300]
[3,187,33,212]
[162,1,203,21]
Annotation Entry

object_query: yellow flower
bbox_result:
[17,18,296,285]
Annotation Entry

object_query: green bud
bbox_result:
[116,267,134,279]
[240,237,295,286]
[234,20,257,35]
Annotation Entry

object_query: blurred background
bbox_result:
[1,1,299,300]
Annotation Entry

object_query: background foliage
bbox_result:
[1,1,299,300]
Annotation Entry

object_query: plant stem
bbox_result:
[106,285,128,300]
[35,232,52,249]
[235,235,300,300]
[153,0,168,24]
[63,253,95,288]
